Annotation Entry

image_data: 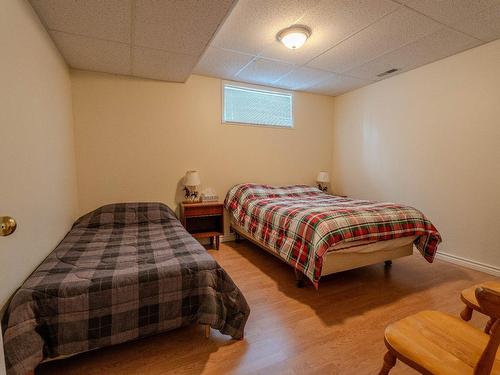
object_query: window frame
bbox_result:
[221,81,295,129]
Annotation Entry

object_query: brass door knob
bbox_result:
[0,216,17,236]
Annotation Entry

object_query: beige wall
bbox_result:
[0,0,78,372]
[71,71,334,222]
[332,39,500,269]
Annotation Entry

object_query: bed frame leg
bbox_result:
[204,324,210,338]
[234,231,242,243]
[384,260,392,268]
[294,269,306,288]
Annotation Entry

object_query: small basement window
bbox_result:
[222,82,293,128]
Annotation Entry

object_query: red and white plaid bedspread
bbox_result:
[225,184,441,287]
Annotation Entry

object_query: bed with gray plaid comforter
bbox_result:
[2,202,249,375]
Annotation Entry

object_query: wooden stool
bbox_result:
[461,281,500,334]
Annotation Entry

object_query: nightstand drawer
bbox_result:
[183,204,223,217]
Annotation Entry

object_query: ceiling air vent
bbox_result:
[377,68,399,77]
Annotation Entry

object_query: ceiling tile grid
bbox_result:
[195,0,500,96]
[274,67,335,90]
[345,28,482,81]
[51,31,131,75]
[194,46,255,81]
[133,0,235,55]
[29,0,500,96]
[393,0,499,26]
[235,57,295,86]
[307,74,374,96]
[451,2,500,42]
[307,7,444,73]
[29,0,237,82]
[132,47,199,82]
[258,0,400,65]
[211,0,321,56]
[29,0,132,43]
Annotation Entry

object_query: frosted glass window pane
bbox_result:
[223,84,293,127]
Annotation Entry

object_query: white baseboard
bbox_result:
[436,252,500,277]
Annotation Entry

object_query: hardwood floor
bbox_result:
[38,241,496,375]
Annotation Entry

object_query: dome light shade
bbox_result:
[277,25,311,49]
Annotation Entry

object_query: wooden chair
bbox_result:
[379,287,500,374]
[461,281,500,334]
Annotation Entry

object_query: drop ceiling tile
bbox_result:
[307,7,443,73]
[29,0,131,43]
[134,0,236,55]
[51,31,131,75]
[235,58,295,85]
[452,3,500,42]
[132,47,198,82]
[193,47,255,80]
[260,0,400,65]
[28,0,499,94]
[212,0,320,56]
[395,0,499,25]
[346,28,482,80]
[274,67,334,90]
[308,74,372,96]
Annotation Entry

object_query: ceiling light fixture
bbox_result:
[277,25,311,49]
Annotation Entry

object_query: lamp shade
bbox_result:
[316,171,330,183]
[184,170,201,186]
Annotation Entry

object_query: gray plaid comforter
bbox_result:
[2,202,250,375]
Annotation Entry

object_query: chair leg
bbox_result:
[460,306,473,321]
[379,351,397,375]
[485,317,497,334]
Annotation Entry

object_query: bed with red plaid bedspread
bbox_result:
[225,184,441,287]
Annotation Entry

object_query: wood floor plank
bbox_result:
[38,241,496,375]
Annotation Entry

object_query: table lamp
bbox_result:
[183,170,201,203]
[317,171,330,192]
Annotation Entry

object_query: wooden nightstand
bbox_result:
[180,202,224,250]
